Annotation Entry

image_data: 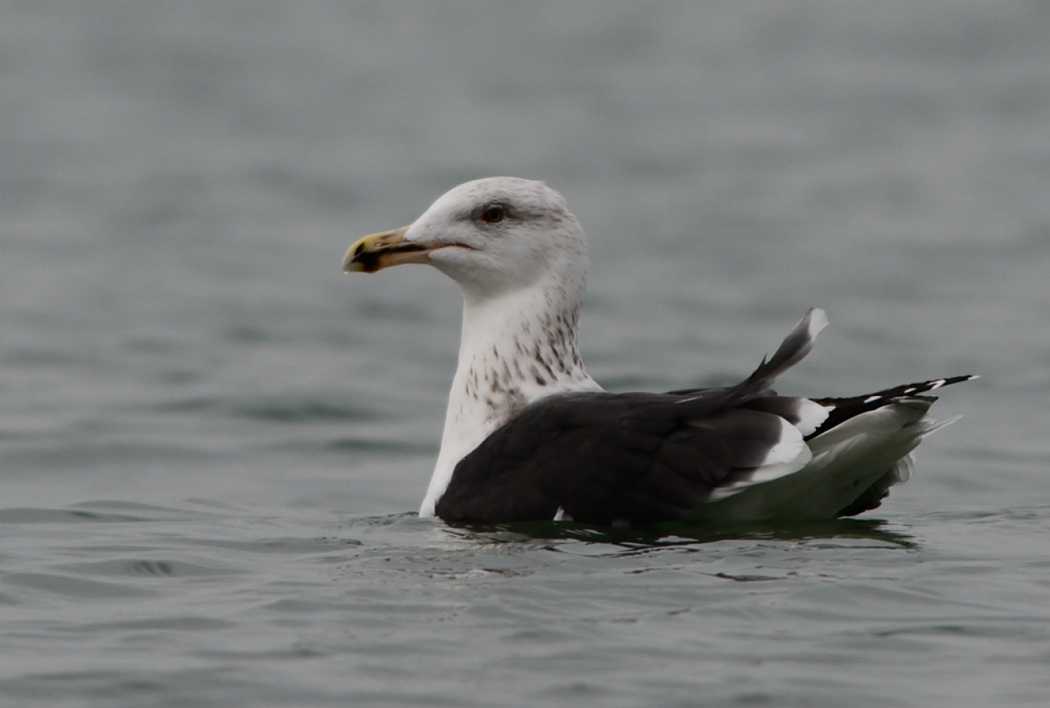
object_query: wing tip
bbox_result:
[803,307,829,339]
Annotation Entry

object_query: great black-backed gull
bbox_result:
[343,177,973,525]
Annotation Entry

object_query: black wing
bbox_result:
[436,390,796,525]
[436,309,827,525]
[807,375,976,440]
[435,309,974,525]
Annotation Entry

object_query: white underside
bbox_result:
[690,399,955,522]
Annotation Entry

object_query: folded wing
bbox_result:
[435,309,974,525]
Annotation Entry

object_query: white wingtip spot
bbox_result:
[864,395,882,404]
[795,399,831,437]
[806,307,829,339]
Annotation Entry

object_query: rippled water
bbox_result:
[2,2,1049,706]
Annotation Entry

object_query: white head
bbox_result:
[344,177,602,517]
[344,177,588,304]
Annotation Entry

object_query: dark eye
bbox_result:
[479,205,506,224]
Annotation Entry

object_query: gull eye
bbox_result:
[479,205,506,224]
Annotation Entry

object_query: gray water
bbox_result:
[2,1,1049,706]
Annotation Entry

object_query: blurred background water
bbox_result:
[1,1,1049,706]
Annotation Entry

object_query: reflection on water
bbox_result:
[444,516,917,551]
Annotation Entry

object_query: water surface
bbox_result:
[1,2,1049,706]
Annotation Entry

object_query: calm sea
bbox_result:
[1,2,1049,706]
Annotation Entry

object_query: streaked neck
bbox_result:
[419,281,600,517]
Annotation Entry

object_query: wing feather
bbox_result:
[433,310,974,525]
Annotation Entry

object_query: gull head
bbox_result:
[344,177,588,302]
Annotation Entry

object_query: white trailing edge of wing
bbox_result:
[691,397,956,522]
